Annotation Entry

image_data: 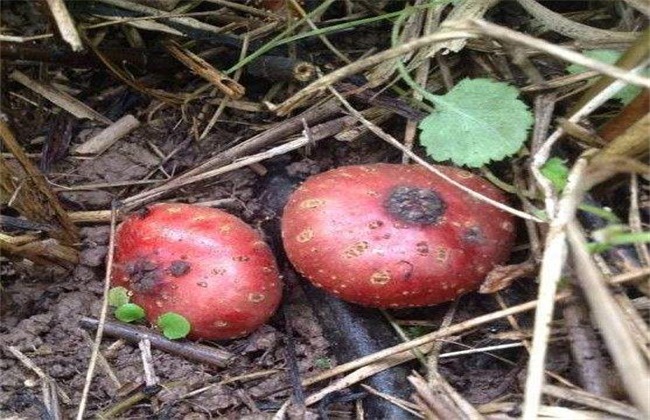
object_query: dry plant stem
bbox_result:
[73,114,140,155]
[532,62,648,215]
[542,384,642,419]
[204,0,279,19]
[79,317,234,367]
[361,385,423,418]
[123,135,311,208]
[516,0,637,42]
[622,0,650,17]
[426,301,457,375]
[629,174,650,267]
[5,346,71,404]
[165,40,244,99]
[9,70,112,124]
[562,288,612,397]
[429,0,501,55]
[567,221,650,416]
[42,379,62,420]
[408,374,460,419]
[96,0,230,36]
[326,84,541,222]
[599,91,650,143]
[461,20,650,88]
[0,119,79,244]
[569,29,650,116]
[178,98,340,179]
[304,348,421,406]
[44,0,83,51]
[591,111,650,167]
[275,29,477,115]
[522,157,589,420]
[299,292,570,391]
[288,0,350,64]
[139,339,159,387]
[75,205,118,420]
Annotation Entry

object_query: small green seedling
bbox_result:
[418,78,534,167]
[156,312,191,340]
[540,157,570,192]
[588,225,650,254]
[115,303,146,323]
[314,357,332,369]
[108,286,131,307]
[108,286,145,323]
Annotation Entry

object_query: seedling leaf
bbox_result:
[540,157,569,192]
[108,286,130,307]
[567,49,647,105]
[157,312,191,340]
[115,303,145,323]
[418,78,533,167]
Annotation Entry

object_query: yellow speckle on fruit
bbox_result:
[296,228,314,243]
[368,220,384,229]
[457,170,474,179]
[416,241,429,256]
[192,215,208,222]
[436,247,448,264]
[213,320,229,328]
[501,221,514,232]
[219,224,233,234]
[370,270,391,285]
[261,266,274,274]
[248,293,266,303]
[343,241,369,258]
[166,206,183,214]
[300,198,326,209]
[366,190,380,197]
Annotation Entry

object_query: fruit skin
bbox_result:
[281,164,515,308]
[111,203,282,340]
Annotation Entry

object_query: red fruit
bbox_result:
[281,164,515,308]
[111,203,282,340]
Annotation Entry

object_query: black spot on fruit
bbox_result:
[462,226,486,244]
[168,260,191,277]
[135,206,152,219]
[126,259,162,293]
[384,186,446,225]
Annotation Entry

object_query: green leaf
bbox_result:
[418,78,533,167]
[567,49,647,105]
[108,286,130,307]
[157,312,191,340]
[540,157,570,192]
[115,303,145,323]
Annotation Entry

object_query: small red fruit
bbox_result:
[281,164,515,308]
[111,203,282,340]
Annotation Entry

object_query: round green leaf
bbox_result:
[108,287,130,307]
[156,312,191,340]
[418,78,533,167]
[115,303,145,323]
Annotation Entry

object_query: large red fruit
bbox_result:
[281,164,515,308]
[111,203,282,340]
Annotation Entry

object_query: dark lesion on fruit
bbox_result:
[384,186,446,225]
[462,226,486,244]
[126,259,163,293]
[134,206,152,219]
[168,260,191,277]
